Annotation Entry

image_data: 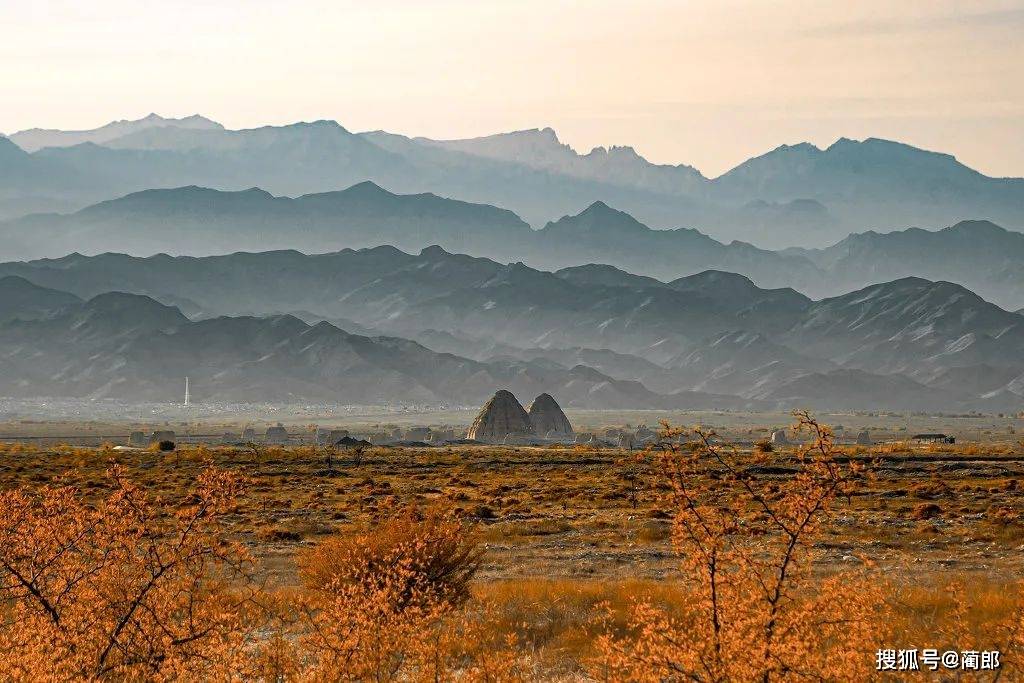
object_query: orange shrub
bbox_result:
[592,411,891,681]
[299,505,483,610]
[0,466,263,680]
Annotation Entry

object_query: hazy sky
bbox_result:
[4,0,1023,177]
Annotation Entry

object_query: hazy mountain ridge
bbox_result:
[0,185,822,290]
[9,114,223,153]
[415,127,708,197]
[0,286,753,409]
[6,185,1023,309]
[789,220,1024,310]
[2,247,1022,411]
[0,275,82,323]
[0,182,533,261]
[4,114,1024,246]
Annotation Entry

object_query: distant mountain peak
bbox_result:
[419,245,452,258]
[945,219,1005,235]
[774,141,821,154]
[824,135,958,161]
[292,119,347,131]
[506,127,562,143]
[240,186,274,197]
[71,291,189,332]
[582,199,613,213]
[340,180,394,198]
[9,113,224,152]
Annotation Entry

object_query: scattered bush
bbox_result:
[0,467,261,679]
[593,411,889,681]
[299,505,483,609]
[912,502,943,520]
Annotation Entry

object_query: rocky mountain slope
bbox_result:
[0,288,751,409]
[0,275,81,323]
[2,247,1022,411]
[789,220,1024,310]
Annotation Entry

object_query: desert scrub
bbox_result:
[593,411,891,681]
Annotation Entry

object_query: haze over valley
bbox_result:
[0,111,1022,416]
[0,98,1021,422]
[4,113,1024,249]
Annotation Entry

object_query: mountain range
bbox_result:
[3,114,1023,247]
[3,113,1022,412]
[0,276,751,410]
[2,247,1022,412]
[5,183,1024,309]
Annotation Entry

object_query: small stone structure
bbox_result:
[526,393,574,438]
[429,428,455,442]
[405,426,431,441]
[265,424,289,444]
[149,430,175,445]
[770,429,789,445]
[129,431,147,447]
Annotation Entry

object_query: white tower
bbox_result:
[184,377,190,407]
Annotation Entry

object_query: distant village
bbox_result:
[125,390,663,450]
[120,389,965,451]
[1,394,1003,450]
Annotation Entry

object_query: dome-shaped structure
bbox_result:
[466,389,535,443]
[527,393,573,436]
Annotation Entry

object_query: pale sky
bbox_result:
[3,0,1023,177]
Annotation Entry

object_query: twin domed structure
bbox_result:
[467,389,573,443]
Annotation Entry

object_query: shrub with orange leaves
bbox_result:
[299,505,483,610]
[289,506,523,681]
[0,466,264,681]
[592,410,891,682]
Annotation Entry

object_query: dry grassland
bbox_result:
[2,435,1023,677]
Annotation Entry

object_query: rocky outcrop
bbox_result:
[527,393,574,437]
[467,389,535,442]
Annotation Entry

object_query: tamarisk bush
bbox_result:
[0,466,263,680]
[593,411,891,682]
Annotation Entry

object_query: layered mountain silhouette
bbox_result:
[2,247,1022,411]
[9,114,223,153]
[0,280,752,409]
[3,113,1023,411]
[0,182,533,261]
[6,183,1024,310]
[788,220,1024,310]
[0,275,81,323]
[3,115,1023,247]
